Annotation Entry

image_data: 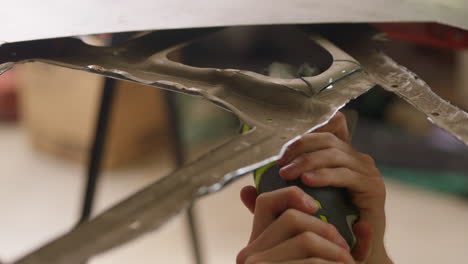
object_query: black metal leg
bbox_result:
[78,78,116,225]
[77,77,202,264]
[186,203,203,264]
[164,91,203,264]
[77,32,133,225]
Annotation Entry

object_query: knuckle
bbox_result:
[322,223,339,239]
[255,192,271,208]
[326,147,342,159]
[367,174,384,189]
[321,132,337,143]
[369,177,386,199]
[285,186,304,200]
[292,137,305,149]
[335,111,345,119]
[340,167,354,177]
[293,152,310,164]
[298,155,314,168]
[320,225,333,239]
[281,208,301,226]
[299,231,319,246]
[301,155,315,167]
[371,167,383,178]
[360,153,376,166]
[236,248,249,264]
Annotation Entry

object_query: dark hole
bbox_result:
[168,26,333,79]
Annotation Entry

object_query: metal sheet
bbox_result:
[1,0,468,43]
[1,26,375,264]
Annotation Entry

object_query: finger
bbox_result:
[300,168,384,211]
[314,111,350,143]
[351,221,373,262]
[249,186,319,243]
[241,185,258,214]
[279,149,368,180]
[245,209,349,256]
[244,232,354,264]
[278,132,355,166]
[300,168,365,193]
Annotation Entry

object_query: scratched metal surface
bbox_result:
[362,51,468,146]
[0,26,375,263]
[1,0,467,43]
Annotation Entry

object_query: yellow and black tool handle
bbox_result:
[254,162,359,248]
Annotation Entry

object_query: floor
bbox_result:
[1,122,468,264]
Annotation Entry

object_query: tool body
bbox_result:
[254,163,359,248]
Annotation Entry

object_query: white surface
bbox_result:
[1,122,468,263]
[1,0,467,43]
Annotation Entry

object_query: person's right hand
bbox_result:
[237,186,356,264]
[274,113,390,264]
[239,112,392,264]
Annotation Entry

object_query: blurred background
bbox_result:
[0,24,468,264]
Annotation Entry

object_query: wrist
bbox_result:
[366,243,393,264]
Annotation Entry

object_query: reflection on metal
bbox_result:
[0,25,466,263]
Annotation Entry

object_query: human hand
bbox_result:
[237,186,355,264]
[240,112,392,264]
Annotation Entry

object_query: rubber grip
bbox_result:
[256,163,359,248]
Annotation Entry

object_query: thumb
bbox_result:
[240,185,258,213]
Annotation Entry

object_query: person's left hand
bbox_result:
[237,186,355,264]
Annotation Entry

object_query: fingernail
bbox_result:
[303,194,318,211]
[279,163,297,178]
[338,240,350,250]
[302,172,314,182]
